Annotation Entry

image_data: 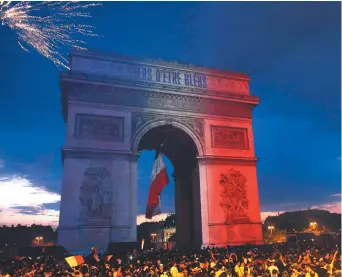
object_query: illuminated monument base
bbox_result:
[57,50,264,252]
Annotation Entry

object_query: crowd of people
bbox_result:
[0,241,340,277]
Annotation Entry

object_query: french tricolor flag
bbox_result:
[145,152,169,219]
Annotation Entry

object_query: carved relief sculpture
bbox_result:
[75,114,124,141]
[219,169,249,222]
[78,167,114,224]
[211,126,249,149]
[132,113,204,142]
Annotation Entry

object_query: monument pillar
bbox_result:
[191,165,203,248]
[57,150,138,252]
[174,172,193,249]
[197,159,210,247]
[201,157,263,246]
[127,154,139,241]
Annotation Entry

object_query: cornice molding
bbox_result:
[61,147,139,163]
[197,155,258,166]
[61,81,255,121]
[69,101,254,124]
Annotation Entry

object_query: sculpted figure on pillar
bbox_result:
[78,167,114,223]
[219,168,249,222]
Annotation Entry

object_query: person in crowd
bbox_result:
[234,262,244,277]
[170,262,179,277]
[0,241,340,277]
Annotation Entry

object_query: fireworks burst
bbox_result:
[0,1,101,69]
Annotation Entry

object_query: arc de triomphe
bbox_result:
[58,50,264,252]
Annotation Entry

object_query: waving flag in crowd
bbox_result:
[65,255,84,267]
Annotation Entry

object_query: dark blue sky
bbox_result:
[0,2,340,224]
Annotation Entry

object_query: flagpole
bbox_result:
[155,138,168,159]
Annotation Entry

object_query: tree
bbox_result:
[137,222,161,242]
[264,210,340,232]
[0,224,57,247]
[163,213,176,228]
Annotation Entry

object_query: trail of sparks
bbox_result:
[0,1,100,69]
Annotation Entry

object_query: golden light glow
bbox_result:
[267,225,275,236]
[35,236,43,243]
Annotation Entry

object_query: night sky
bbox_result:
[0,2,340,226]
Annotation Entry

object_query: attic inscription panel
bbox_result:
[75,114,124,141]
[211,126,249,150]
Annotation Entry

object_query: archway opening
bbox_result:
[137,124,202,249]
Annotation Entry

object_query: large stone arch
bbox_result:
[57,49,264,252]
[132,118,205,157]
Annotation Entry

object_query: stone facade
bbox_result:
[58,50,263,252]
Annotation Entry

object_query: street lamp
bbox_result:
[151,233,156,242]
[310,222,317,229]
[35,236,43,244]
[268,226,275,236]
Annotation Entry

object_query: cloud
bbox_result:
[0,176,60,208]
[311,193,341,214]
[260,211,285,222]
[336,156,341,160]
[137,213,169,225]
[0,208,60,227]
[311,202,341,214]
[0,175,60,226]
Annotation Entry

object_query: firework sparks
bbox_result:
[0,1,100,69]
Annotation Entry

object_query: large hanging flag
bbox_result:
[145,152,169,219]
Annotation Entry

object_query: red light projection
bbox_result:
[199,68,263,246]
[219,169,249,221]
